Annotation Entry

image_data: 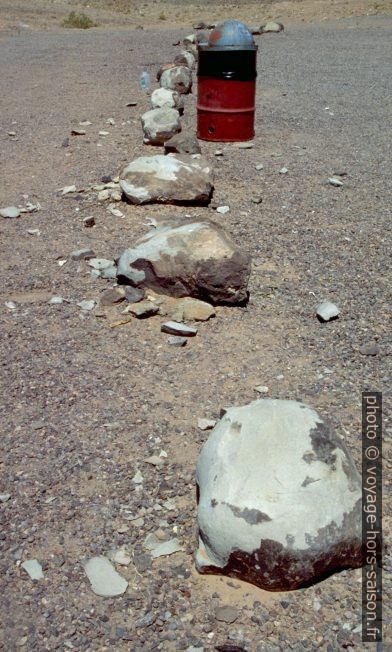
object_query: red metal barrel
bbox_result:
[197,20,257,142]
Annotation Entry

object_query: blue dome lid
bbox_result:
[206,20,256,50]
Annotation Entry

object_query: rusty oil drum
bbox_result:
[197,20,257,142]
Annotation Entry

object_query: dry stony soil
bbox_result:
[1,1,392,650]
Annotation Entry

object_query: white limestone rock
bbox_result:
[117,217,251,304]
[119,154,213,205]
[160,66,192,94]
[151,88,184,112]
[196,399,363,590]
[141,107,181,145]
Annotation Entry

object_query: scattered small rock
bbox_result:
[161,321,198,337]
[214,606,239,624]
[236,142,253,149]
[128,300,159,318]
[0,206,20,219]
[260,21,284,33]
[71,248,95,261]
[0,494,11,503]
[328,176,344,187]
[124,286,145,303]
[61,185,77,195]
[83,215,95,228]
[150,538,184,559]
[71,129,86,136]
[359,343,379,356]
[316,301,340,322]
[100,287,125,306]
[255,163,264,170]
[168,336,187,347]
[108,548,131,566]
[132,470,143,484]
[21,559,44,580]
[27,228,41,236]
[216,205,230,214]
[77,300,96,311]
[83,556,128,597]
[255,385,269,394]
[251,196,263,204]
[49,296,64,305]
[198,418,216,431]
[215,150,224,156]
[88,258,114,271]
[279,167,288,174]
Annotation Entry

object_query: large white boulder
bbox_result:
[160,66,192,94]
[151,88,184,112]
[117,217,251,305]
[119,154,212,205]
[196,399,362,590]
[141,107,181,145]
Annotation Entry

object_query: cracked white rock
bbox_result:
[196,399,363,590]
[119,154,213,205]
[83,556,128,597]
[141,107,181,145]
[151,88,184,111]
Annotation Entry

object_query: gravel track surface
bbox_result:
[1,15,391,651]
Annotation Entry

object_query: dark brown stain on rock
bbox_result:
[225,503,272,524]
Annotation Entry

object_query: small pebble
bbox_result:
[21,559,44,580]
[279,167,288,174]
[168,336,187,347]
[125,286,145,303]
[216,206,230,214]
[0,494,11,503]
[0,206,20,218]
[71,248,95,261]
[197,418,216,431]
[255,163,264,170]
[49,296,64,305]
[27,229,40,236]
[214,150,224,156]
[77,300,96,311]
[237,142,253,149]
[161,321,197,337]
[328,176,344,187]
[316,301,340,322]
[255,385,269,394]
[359,343,379,356]
[83,216,95,228]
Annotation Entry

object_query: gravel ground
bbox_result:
[1,14,391,652]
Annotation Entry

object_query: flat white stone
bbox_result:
[316,301,340,321]
[161,321,197,336]
[77,300,96,311]
[0,206,20,218]
[150,538,184,558]
[216,206,230,214]
[83,556,128,597]
[21,559,44,580]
